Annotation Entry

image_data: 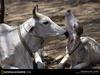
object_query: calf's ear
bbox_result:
[76,25,83,37]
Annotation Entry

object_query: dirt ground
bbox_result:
[4,0,100,69]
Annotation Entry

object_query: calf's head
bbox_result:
[65,10,83,52]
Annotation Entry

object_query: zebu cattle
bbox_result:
[0,5,65,69]
[58,10,100,69]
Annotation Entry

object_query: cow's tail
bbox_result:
[0,0,5,23]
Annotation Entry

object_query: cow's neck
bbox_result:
[19,18,43,52]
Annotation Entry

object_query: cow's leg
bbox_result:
[9,66,19,69]
[58,54,70,69]
[2,65,19,69]
[34,51,45,69]
[72,62,89,69]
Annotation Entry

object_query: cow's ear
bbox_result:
[29,27,34,32]
[33,5,39,19]
[25,18,36,32]
[29,19,36,32]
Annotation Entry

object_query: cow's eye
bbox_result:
[43,21,49,25]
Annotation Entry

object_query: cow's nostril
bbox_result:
[64,31,69,38]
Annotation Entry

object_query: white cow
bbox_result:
[0,5,65,69]
[58,10,100,69]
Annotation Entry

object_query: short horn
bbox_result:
[33,5,38,18]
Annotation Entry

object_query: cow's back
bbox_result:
[0,23,16,32]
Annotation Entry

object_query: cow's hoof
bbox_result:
[37,62,45,69]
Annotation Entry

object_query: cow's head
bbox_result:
[28,5,65,38]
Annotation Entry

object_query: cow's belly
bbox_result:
[1,50,33,69]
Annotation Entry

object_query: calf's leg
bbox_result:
[58,54,70,69]
[72,62,89,69]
